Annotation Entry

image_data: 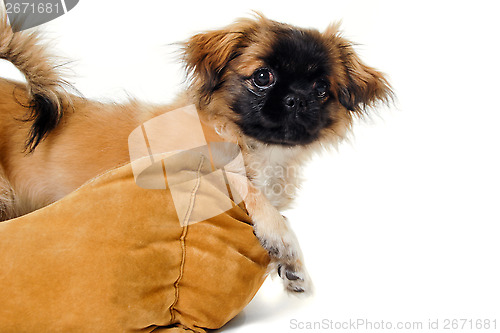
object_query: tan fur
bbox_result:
[0,13,391,293]
[0,78,189,216]
[0,14,70,150]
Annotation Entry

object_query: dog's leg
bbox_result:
[244,182,311,294]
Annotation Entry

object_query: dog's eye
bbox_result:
[314,80,329,98]
[252,68,275,88]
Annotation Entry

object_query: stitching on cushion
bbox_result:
[181,155,205,226]
[169,224,188,324]
[161,159,187,323]
[166,156,204,323]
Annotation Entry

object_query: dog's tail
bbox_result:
[0,13,69,152]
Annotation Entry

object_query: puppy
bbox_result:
[0,13,392,293]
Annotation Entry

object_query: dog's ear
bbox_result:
[324,24,392,112]
[183,18,261,102]
[338,50,392,112]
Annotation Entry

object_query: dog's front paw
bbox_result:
[277,262,312,294]
[253,216,299,259]
[254,223,312,295]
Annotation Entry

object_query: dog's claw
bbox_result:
[278,264,302,281]
[286,270,301,281]
[277,263,310,294]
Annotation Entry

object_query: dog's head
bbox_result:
[183,14,392,146]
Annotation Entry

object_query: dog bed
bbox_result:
[0,158,270,332]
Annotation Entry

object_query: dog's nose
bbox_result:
[283,94,306,113]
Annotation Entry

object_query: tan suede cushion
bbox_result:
[0,162,270,332]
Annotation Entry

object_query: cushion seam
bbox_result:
[168,157,205,323]
[181,156,205,226]
[161,158,190,324]
[169,224,188,324]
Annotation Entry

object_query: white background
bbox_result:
[2,1,500,332]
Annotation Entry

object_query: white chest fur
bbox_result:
[245,145,305,211]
